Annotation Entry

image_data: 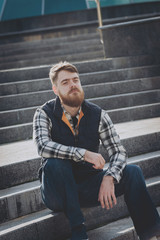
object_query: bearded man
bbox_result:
[33,61,160,240]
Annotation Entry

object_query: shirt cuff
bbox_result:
[104,168,121,183]
[74,148,86,162]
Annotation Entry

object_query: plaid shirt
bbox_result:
[33,105,127,182]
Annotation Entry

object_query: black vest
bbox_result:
[42,97,102,182]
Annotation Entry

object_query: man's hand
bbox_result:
[84,150,105,169]
[98,175,117,209]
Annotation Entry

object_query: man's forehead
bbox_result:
[57,70,79,82]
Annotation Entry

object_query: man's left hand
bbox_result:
[98,175,117,209]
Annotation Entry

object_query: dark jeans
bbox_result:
[40,158,160,240]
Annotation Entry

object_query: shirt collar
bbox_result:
[61,104,81,122]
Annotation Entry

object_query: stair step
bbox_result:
[87,207,160,240]
[0,9,159,44]
[0,163,160,224]
[91,89,160,111]
[1,83,160,111]
[0,55,159,83]
[0,49,104,70]
[0,2,159,34]
[0,152,159,224]
[0,23,97,45]
[1,75,160,97]
[1,102,160,127]
[0,91,160,143]
[108,102,160,124]
[0,32,99,51]
[0,117,160,188]
[0,37,100,57]
[0,43,103,64]
[0,182,159,240]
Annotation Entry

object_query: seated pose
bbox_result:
[33,61,160,240]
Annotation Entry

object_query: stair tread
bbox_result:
[115,117,160,139]
[0,202,159,238]
[1,75,160,97]
[0,117,160,167]
[87,207,160,240]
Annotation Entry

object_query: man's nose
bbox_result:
[70,80,77,88]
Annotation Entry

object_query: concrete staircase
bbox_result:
[0,4,160,240]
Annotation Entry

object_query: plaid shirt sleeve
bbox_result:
[33,108,86,162]
[99,110,127,183]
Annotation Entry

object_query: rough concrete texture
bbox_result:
[101,16,160,58]
[0,4,160,239]
[0,54,160,82]
[0,174,159,224]
[87,207,160,240]
[0,120,160,189]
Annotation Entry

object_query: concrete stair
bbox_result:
[0,1,160,45]
[0,4,160,240]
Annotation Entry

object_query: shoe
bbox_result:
[71,223,88,240]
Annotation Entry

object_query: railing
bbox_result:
[94,0,103,43]
[95,0,103,27]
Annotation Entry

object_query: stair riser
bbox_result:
[0,56,159,83]
[0,133,159,189]
[0,25,97,45]
[0,39,101,58]
[92,90,160,111]
[0,50,104,70]
[0,107,36,127]
[1,76,160,96]
[0,158,40,190]
[0,44,102,63]
[109,104,160,124]
[0,187,45,224]
[1,105,160,144]
[0,183,159,239]
[1,76,160,107]
[1,84,160,111]
[0,33,99,51]
[1,102,160,127]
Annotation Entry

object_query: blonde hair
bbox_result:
[49,61,78,85]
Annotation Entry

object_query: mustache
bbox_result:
[68,88,80,94]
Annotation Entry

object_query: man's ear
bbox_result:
[52,84,58,95]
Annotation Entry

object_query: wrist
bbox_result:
[84,150,90,161]
[103,175,114,183]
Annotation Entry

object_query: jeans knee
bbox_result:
[44,158,72,177]
[123,164,144,181]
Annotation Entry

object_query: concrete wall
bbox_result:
[0,1,160,34]
[100,16,160,58]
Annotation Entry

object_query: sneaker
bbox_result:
[71,223,88,240]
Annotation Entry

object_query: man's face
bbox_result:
[55,70,84,107]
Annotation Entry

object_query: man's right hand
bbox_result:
[84,150,105,169]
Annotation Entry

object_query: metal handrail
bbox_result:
[95,0,103,27]
[94,0,103,43]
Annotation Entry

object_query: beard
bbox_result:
[59,87,84,107]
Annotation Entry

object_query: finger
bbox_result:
[99,196,105,209]
[98,193,105,209]
[107,194,113,209]
[93,164,99,169]
[93,162,102,169]
[104,196,110,210]
[111,192,117,205]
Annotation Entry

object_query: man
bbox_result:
[33,61,160,240]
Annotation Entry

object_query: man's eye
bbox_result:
[74,79,79,82]
[63,81,68,85]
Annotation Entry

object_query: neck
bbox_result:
[62,104,80,117]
